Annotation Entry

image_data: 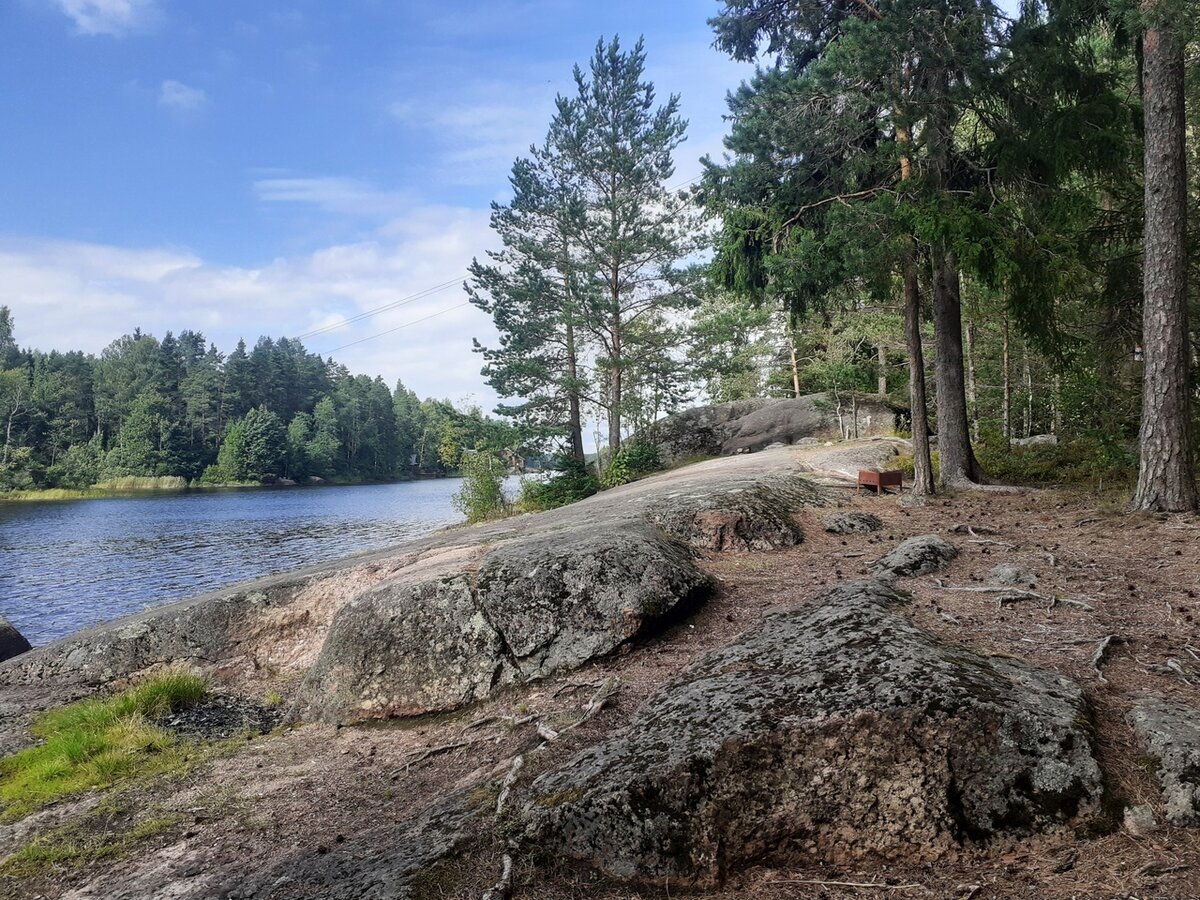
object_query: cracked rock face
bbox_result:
[1129,694,1200,825]
[522,579,1102,887]
[296,522,711,724]
[0,615,31,663]
[871,534,959,578]
[823,511,884,534]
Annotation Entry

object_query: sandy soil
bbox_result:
[4,448,1200,900]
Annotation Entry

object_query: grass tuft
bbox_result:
[0,669,207,821]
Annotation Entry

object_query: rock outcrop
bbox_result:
[1129,694,1200,825]
[521,579,1102,887]
[823,511,883,534]
[0,448,831,739]
[646,472,824,552]
[648,393,899,463]
[871,534,959,578]
[0,615,31,663]
[295,522,710,723]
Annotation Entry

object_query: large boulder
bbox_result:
[1129,694,1200,825]
[0,615,31,663]
[295,521,711,724]
[522,579,1102,887]
[647,393,899,463]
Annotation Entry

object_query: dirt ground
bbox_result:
[3,465,1200,900]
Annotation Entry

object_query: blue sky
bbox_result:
[1,0,747,406]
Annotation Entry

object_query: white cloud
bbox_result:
[0,205,501,408]
[388,79,556,186]
[158,80,208,112]
[51,0,159,37]
[254,176,412,219]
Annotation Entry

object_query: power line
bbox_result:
[322,301,473,354]
[292,276,463,341]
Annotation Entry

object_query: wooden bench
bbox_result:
[858,469,902,495]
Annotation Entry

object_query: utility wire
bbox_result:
[292,276,463,341]
[322,302,473,354]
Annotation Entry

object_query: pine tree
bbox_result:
[553,36,702,455]
[468,131,590,461]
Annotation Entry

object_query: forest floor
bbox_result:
[2,444,1199,899]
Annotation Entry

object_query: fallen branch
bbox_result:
[768,879,921,891]
[933,584,1095,612]
[405,740,473,765]
[1090,635,1125,683]
[481,853,513,900]
[949,523,999,535]
[495,755,524,815]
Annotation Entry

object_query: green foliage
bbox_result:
[518,455,599,511]
[0,670,207,821]
[0,309,518,494]
[601,442,663,488]
[974,435,1136,488]
[452,451,509,523]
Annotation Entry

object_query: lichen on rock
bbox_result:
[1128,694,1200,825]
[871,534,959,578]
[520,579,1103,887]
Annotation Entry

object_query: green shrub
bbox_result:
[601,442,664,488]
[975,433,1135,487]
[452,451,508,523]
[519,456,599,511]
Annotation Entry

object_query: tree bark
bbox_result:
[1132,4,1197,511]
[965,320,979,443]
[565,320,584,463]
[877,343,887,396]
[607,309,623,457]
[1022,351,1033,438]
[904,248,934,496]
[1001,316,1011,446]
[932,247,983,487]
[787,313,802,397]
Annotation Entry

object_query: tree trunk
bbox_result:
[787,313,801,397]
[1023,351,1033,438]
[904,248,934,496]
[607,313,623,457]
[932,248,983,487]
[1051,372,1063,435]
[1001,316,1011,447]
[565,320,585,463]
[965,320,979,442]
[1132,4,1197,511]
[877,343,887,396]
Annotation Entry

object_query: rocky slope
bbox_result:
[646,392,899,462]
[3,441,1199,899]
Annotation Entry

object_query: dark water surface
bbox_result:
[0,480,468,647]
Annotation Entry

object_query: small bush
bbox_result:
[519,456,599,511]
[975,434,1136,487]
[0,669,207,821]
[452,451,509,523]
[601,442,664,488]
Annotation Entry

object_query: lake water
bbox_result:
[0,480,470,648]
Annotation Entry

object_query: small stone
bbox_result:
[871,535,959,578]
[823,511,883,535]
[1123,804,1159,836]
[989,563,1037,587]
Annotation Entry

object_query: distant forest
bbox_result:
[0,307,513,491]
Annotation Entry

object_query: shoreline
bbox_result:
[0,473,463,504]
